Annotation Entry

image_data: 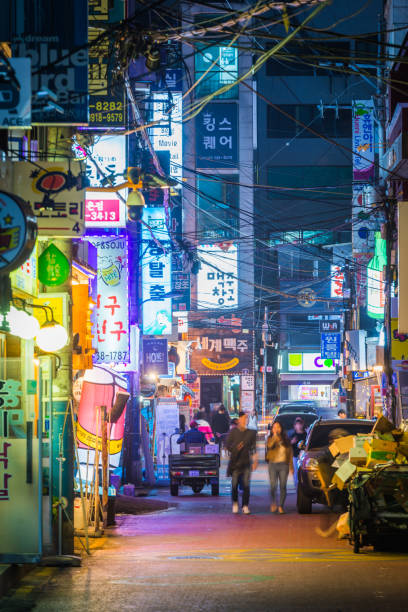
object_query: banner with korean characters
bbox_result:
[196,102,238,169]
[141,208,172,336]
[187,329,254,376]
[197,243,238,309]
[352,100,375,182]
[88,235,130,366]
[10,241,39,298]
[0,161,85,237]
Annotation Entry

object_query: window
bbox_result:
[195,42,238,99]
[267,166,351,202]
[267,105,351,139]
[197,175,239,239]
[266,43,320,77]
[266,41,350,76]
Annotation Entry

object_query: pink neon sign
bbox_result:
[85,197,121,225]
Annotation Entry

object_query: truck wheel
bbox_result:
[192,482,204,494]
[170,483,179,496]
[211,483,219,496]
[297,484,312,514]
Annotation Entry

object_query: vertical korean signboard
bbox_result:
[89,236,130,366]
[150,92,183,186]
[196,102,238,169]
[142,208,172,335]
[197,243,238,309]
[352,100,377,307]
[85,135,127,228]
[143,338,169,376]
[88,0,126,127]
[352,100,375,182]
[10,0,88,124]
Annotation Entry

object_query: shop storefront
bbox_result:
[352,370,379,418]
[280,351,339,407]
[187,325,255,416]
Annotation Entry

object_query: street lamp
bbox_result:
[36,319,69,352]
[9,298,69,352]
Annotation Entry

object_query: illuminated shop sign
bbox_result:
[367,231,386,320]
[88,236,130,366]
[150,92,182,187]
[196,102,238,169]
[330,265,344,298]
[141,208,172,335]
[288,352,337,372]
[143,338,169,375]
[85,192,125,228]
[85,135,127,227]
[187,329,253,376]
[88,0,125,127]
[352,100,375,182]
[1,162,85,237]
[197,243,238,310]
[86,135,126,188]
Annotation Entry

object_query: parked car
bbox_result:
[296,418,373,514]
[278,402,319,415]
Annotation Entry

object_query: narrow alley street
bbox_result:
[2,461,408,612]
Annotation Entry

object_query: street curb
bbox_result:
[0,564,33,598]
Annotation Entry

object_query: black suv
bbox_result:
[296,418,373,514]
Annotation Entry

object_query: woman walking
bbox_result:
[266,421,293,514]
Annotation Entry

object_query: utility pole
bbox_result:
[261,306,268,421]
[383,198,397,424]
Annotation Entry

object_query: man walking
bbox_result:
[226,411,258,514]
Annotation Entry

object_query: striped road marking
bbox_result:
[165,548,408,563]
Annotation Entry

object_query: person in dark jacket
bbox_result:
[226,411,258,514]
[177,421,206,446]
[211,404,230,447]
[289,417,307,488]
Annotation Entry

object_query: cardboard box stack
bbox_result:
[329,417,408,491]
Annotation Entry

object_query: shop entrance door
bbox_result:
[0,334,43,563]
[200,377,223,411]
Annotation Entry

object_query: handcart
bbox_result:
[168,436,220,497]
[348,464,408,553]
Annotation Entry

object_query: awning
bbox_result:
[280,373,337,385]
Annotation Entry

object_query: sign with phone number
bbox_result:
[88,236,130,366]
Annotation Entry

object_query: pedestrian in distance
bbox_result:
[266,421,293,514]
[337,408,347,419]
[226,411,258,515]
[211,404,230,451]
[176,421,207,447]
[195,408,214,442]
[247,408,258,432]
[289,417,307,489]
